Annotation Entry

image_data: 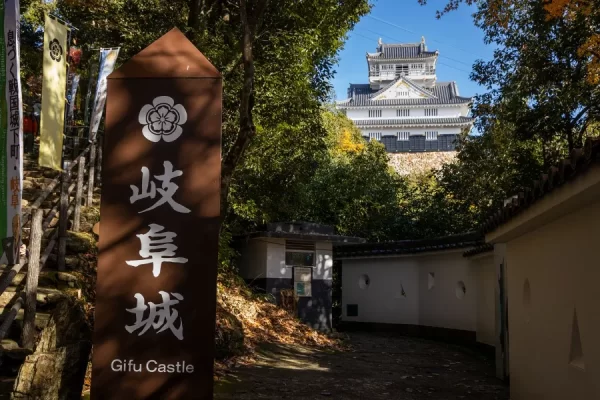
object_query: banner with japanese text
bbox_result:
[38,14,69,170]
[88,48,119,142]
[0,0,23,265]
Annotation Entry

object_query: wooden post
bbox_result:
[22,209,43,349]
[57,170,70,271]
[87,141,96,206]
[73,156,86,232]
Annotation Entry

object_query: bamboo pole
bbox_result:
[73,156,85,232]
[22,209,43,349]
[0,295,23,341]
[0,262,25,298]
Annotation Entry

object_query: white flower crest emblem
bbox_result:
[138,96,187,142]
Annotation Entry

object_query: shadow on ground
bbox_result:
[214,332,509,400]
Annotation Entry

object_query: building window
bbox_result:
[285,240,315,267]
[369,132,382,141]
[396,64,409,75]
[425,108,438,116]
[396,109,410,117]
[368,109,382,118]
[347,304,358,317]
[425,131,438,141]
[397,132,410,141]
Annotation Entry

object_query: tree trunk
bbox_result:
[23,209,44,350]
[220,0,269,224]
[187,0,203,31]
[220,0,256,222]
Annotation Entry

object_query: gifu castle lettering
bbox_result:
[336,37,474,152]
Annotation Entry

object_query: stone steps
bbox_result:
[0,377,16,398]
[0,267,79,287]
[0,287,67,309]
[0,341,33,377]
[0,308,51,331]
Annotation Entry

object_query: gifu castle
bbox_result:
[336,37,474,152]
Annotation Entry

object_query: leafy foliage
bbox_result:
[230,109,404,241]
[421,0,600,151]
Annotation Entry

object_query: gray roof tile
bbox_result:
[368,43,438,60]
[340,80,472,107]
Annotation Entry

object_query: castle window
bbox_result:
[425,108,438,117]
[397,132,410,141]
[397,91,410,97]
[425,131,438,141]
[411,63,424,69]
[368,109,382,118]
[396,64,409,76]
[369,132,382,141]
[396,109,410,117]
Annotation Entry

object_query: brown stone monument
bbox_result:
[91,28,222,399]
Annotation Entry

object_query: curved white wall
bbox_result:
[341,250,485,334]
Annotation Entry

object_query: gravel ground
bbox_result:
[214,332,509,400]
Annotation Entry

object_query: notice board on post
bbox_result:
[91,28,222,400]
[294,267,313,297]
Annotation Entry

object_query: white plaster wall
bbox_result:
[342,258,419,325]
[346,107,466,119]
[504,199,600,400]
[314,242,333,281]
[361,127,463,137]
[341,251,484,335]
[470,253,496,346]
[417,252,477,332]
[237,239,267,280]
[265,238,290,279]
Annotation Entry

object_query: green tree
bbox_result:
[20,0,371,223]
[420,0,600,156]
[435,128,544,228]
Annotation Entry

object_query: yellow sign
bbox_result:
[38,14,69,170]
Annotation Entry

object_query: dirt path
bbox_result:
[214,332,509,400]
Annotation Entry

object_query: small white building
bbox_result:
[237,222,364,331]
[336,37,474,152]
[335,232,496,351]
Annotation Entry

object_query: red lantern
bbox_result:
[69,47,82,65]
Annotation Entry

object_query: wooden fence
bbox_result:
[0,140,101,349]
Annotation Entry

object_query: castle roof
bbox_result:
[337,78,472,108]
[367,39,438,60]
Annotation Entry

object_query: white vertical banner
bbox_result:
[0,0,23,264]
[88,48,119,141]
[67,73,80,121]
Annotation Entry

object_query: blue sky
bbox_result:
[332,0,495,101]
